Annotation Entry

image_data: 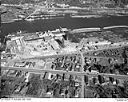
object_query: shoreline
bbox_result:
[2,19,23,24]
[2,20,15,24]
[71,15,102,18]
[103,25,128,29]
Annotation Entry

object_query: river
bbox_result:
[1,15,128,41]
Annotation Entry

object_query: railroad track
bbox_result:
[1,45,128,61]
[19,45,128,60]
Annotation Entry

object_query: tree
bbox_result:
[123,81,128,96]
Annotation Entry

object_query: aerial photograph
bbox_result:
[0,0,128,99]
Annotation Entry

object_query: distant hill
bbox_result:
[2,0,44,4]
[2,0,81,5]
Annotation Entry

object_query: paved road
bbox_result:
[1,66,128,80]
[80,52,85,98]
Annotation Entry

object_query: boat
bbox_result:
[25,18,35,22]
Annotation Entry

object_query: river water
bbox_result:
[1,15,128,41]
